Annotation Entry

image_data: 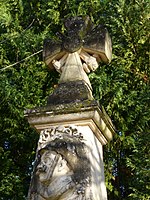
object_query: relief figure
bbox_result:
[28,126,92,200]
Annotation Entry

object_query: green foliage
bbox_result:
[0,0,149,199]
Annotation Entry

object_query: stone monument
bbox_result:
[25,16,115,200]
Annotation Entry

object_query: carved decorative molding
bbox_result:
[38,125,84,151]
[28,125,92,199]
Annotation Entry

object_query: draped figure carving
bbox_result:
[28,126,92,200]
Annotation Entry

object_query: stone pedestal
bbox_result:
[25,100,115,200]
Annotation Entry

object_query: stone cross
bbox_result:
[26,16,115,200]
[43,16,112,96]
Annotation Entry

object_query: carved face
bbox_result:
[36,150,57,182]
[36,149,72,184]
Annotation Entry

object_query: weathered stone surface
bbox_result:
[47,81,92,105]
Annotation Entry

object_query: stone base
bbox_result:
[25,100,115,200]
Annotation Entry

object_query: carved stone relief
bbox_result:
[28,126,92,200]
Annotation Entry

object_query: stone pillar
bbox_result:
[26,16,115,200]
[26,101,114,200]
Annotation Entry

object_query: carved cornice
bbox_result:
[25,100,115,145]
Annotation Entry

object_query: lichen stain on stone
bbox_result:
[47,80,93,105]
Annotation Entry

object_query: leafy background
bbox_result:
[0,0,149,199]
